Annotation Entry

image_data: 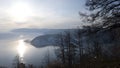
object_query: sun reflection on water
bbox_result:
[17,39,26,58]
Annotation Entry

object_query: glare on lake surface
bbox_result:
[17,39,26,58]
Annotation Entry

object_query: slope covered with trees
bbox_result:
[44,0,120,68]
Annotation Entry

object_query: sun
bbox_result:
[7,1,33,22]
[17,39,26,57]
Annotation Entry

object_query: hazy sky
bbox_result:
[0,0,86,32]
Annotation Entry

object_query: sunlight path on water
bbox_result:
[17,39,26,59]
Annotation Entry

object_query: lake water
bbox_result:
[0,33,56,67]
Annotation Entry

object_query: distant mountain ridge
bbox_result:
[31,34,58,47]
[11,28,75,34]
[30,24,120,49]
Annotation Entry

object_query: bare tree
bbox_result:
[12,55,21,68]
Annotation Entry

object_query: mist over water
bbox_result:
[0,33,56,66]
